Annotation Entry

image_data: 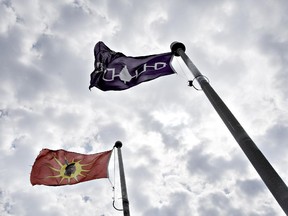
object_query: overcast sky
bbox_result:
[1,0,288,215]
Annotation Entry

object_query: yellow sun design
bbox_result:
[47,157,91,184]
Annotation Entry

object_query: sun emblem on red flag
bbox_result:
[30,149,112,186]
[47,157,91,184]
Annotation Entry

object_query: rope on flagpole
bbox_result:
[107,147,115,193]
[175,56,210,89]
[111,146,123,212]
[175,57,189,81]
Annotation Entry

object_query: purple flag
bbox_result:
[89,41,175,91]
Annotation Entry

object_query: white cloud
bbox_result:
[0,0,288,215]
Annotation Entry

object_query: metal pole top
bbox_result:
[170,41,186,56]
[114,141,123,148]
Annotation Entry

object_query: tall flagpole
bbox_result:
[114,141,130,216]
[170,42,288,215]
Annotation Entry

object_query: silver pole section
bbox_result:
[114,141,130,216]
[170,42,288,215]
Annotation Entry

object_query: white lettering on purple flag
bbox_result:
[101,62,167,83]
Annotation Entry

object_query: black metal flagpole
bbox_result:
[114,141,130,216]
[170,42,288,215]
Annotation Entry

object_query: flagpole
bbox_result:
[114,141,130,216]
[170,42,288,214]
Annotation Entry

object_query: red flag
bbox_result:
[30,149,112,186]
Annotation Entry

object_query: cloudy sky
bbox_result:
[1,0,288,215]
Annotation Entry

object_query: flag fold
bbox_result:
[89,41,175,91]
[30,149,112,186]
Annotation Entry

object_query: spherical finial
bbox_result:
[170,41,186,56]
[114,141,123,148]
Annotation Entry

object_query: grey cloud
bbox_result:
[143,192,190,216]
[0,1,17,33]
[161,131,180,149]
[0,136,36,192]
[6,191,63,216]
[97,123,126,145]
[197,191,243,216]
[258,123,288,165]
[135,110,181,149]
[186,143,247,182]
[258,34,288,98]
[135,94,208,150]
[236,179,265,197]
[0,109,8,118]
[0,34,62,103]
[105,0,154,44]
[128,165,154,211]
